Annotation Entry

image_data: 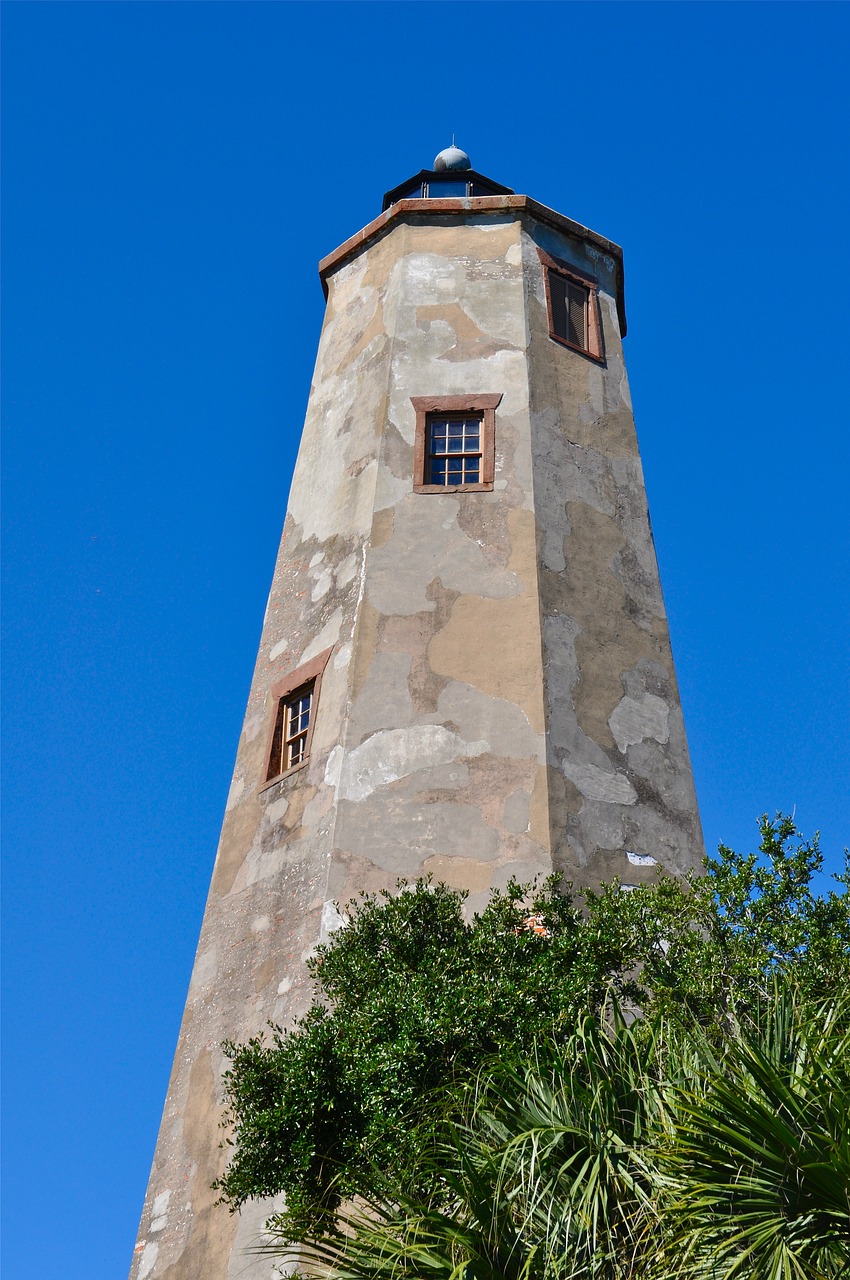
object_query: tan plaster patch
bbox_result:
[455,490,513,570]
[561,502,667,750]
[277,782,318,842]
[545,767,585,877]
[464,753,539,834]
[341,297,387,369]
[253,955,276,994]
[377,578,458,714]
[415,302,520,362]
[157,1051,234,1279]
[212,797,263,898]
[428,508,545,732]
[349,598,381,703]
[369,506,394,550]
[325,847,405,903]
[529,765,553,850]
[407,219,520,262]
[421,855,493,893]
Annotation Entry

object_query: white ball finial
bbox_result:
[433,144,471,172]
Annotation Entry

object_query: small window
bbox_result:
[411,394,502,493]
[427,415,482,486]
[549,274,588,349]
[267,682,314,779]
[263,647,332,787]
[538,248,603,362]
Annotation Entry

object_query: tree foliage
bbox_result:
[283,982,850,1280]
[216,816,849,1247]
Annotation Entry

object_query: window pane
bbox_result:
[268,681,316,776]
[428,179,468,198]
[549,273,568,340]
[267,707,285,780]
[567,283,587,348]
[425,412,485,486]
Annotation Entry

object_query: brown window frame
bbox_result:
[538,248,604,363]
[411,394,502,494]
[262,646,333,789]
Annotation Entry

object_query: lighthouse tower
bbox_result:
[131,148,704,1279]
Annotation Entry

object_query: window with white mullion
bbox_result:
[284,689,312,768]
[428,415,482,486]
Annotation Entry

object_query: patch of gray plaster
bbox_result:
[251,916,271,934]
[151,1191,171,1218]
[311,568,333,602]
[300,609,344,663]
[243,842,307,888]
[334,642,352,671]
[374,463,413,513]
[148,1190,171,1233]
[627,851,658,867]
[225,776,245,811]
[266,795,290,825]
[367,497,522,616]
[188,947,217,995]
[337,798,500,872]
[138,1243,158,1280]
[391,761,470,796]
[321,900,348,942]
[243,711,264,743]
[503,790,531,833]
[227,1196,288,1280]
[336,725,489,802]
[277,976,293,995]
[490,858,550,892]
[562,759,637,805]
[437,681,542,760]
[608,694,670,754]
[348,651,414,740]
[324,744,344,790]
[336,552,359,588]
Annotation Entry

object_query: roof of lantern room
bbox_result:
[318,145,627,336]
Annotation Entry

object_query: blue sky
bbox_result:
[2,3,848,1277]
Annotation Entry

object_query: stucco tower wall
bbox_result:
[520,218,704,888]
[131,201,703,1280]
[329,214,552,913]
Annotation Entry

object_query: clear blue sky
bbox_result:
[2,3,848,1277]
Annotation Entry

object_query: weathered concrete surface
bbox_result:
[131,195,703,1280]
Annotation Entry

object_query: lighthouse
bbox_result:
[131,146,704,1279]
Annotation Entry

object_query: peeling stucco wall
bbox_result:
[522,221,703,888]
[131,200,703,1280]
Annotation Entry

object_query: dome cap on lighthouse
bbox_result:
[433,144,471,172]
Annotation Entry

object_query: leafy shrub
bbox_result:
[216,816,849,1244]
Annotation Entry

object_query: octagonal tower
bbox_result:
[131,151,704,1280]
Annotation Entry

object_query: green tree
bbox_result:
[282,982,850,1280]
[283,1007,660,1279]
[653,983,850,1280]
[216,817,849,1246]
